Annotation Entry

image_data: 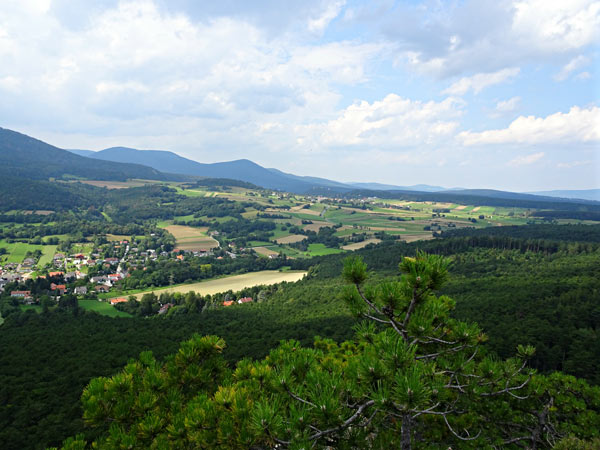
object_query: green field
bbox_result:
[0,241,47,264]
[305,243,344,256]
[37,245,58,267]
[78,300,132,317]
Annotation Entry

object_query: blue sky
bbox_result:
[0,0,598,191]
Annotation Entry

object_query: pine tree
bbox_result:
[56,253,600,449]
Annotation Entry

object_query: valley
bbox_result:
[0,128,599,450]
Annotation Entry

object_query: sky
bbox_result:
[0,0,598,191]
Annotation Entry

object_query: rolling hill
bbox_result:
[0,128,183,182]
[70,147,344,193]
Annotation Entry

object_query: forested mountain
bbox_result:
[0,128,184,182]
[71,147,340,193]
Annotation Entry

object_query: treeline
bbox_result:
[441,223,600,242]
[116,253,289,291]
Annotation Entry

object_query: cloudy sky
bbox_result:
[1,0,598,191]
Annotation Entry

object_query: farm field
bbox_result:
[116,270,307,300]
[0,240,47,264]
[342,238,382,251]
[305,243,344,256]
[163,224,219,251]
[37,245,58,267]
[76,179,160,189]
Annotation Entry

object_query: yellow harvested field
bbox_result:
[453,205,467,210]
[472,207,481,212]
[253,246,279,257]
[165,225,219,250]
[342,238,381,251]
[368,226,406,232]
[165,225,209,238]
[78,180,148,189]
[122,270,307,300]
[399,234,435,243]
[304,222,331,232]
[276,234,306,244]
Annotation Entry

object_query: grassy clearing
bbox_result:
[78,300,132,317]
[37,245,58,267]
[114,270,307,300]
[305,243,344,256]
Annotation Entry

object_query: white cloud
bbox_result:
[442,68,520,96]
[458,106,600,146]
[507,152,544,167]
[308,0,346,34]
[379,0,600,78]
[494,96,521,115]
[557,159,593,169]
[297,94,464,148]
[554,55,591,81]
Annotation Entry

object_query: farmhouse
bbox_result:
[110,298,128,305]
[158,303,173,315]
[238,297,253,304]
[11,291,33,301]
[94,285,110,293]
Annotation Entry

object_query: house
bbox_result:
[107,274,121,282]
[91,276,108,284]
[51,283,66,295]
[65,272,77,281]
[110,297,128,305]
[238,297,253,304]
[222,300,234,307]
[158,303,173,315]
[48,271,64,278]
[74,286,88,295]
[11,291,33,301]
[94,285,110,293]
[104,257,119,265]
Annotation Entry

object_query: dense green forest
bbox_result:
[1,225,599,448]
[52,254,600,449]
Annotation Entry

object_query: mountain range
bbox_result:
[1,126,597,202]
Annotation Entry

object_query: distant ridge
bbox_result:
[348,182,447,192]
[75,147,348,193]
[0,128,184,182]
[526,189,600,202]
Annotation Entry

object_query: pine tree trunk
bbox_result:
[401,415,411,450]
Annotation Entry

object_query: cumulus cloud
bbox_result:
[458,106,600,146]
[442,68,520,96]
[507,152,544,167]
[369,0,600,77]
[297,94,464,148]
